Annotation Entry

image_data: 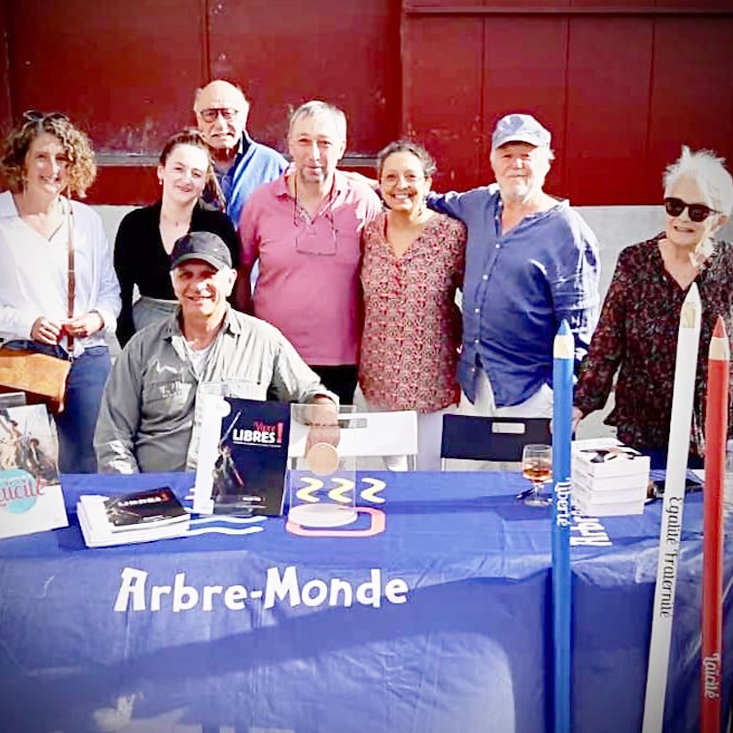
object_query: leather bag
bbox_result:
[0,348,71,410]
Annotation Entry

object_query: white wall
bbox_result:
[96,203,733,293]
[95,204,733,439]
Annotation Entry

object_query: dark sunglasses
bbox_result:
[664,197,719,223]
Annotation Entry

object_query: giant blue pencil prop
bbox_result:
[552,320,573,733]
[642,284,701,733]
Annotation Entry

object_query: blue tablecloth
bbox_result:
[0,471,730,733]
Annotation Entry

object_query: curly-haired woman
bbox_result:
[0,111,120,473]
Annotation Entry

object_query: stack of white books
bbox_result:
[571,438,650,516]
[77,487,189,547]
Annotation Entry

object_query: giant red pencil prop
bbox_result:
[701,317,729,732]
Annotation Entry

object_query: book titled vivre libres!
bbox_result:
[194,397,291,516]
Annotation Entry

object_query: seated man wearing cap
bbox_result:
[427,113,600,418]
[94,231,336,473]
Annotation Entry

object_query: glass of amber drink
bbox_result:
[521,444,552,507]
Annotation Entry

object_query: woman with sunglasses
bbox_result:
[359,141,466,470]
[114,129,239,346]
[0,111,121,473]
[574,146,733,468]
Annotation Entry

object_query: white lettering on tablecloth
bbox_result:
[569,509,612,547]
[113,566,409,613]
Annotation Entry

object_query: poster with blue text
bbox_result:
[0,404,67,539]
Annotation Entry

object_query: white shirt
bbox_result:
[0,191,121,356]
[183,338,215,378]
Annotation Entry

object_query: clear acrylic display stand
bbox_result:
[288,403,358,528]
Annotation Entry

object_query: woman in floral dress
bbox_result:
[360,141,466,469]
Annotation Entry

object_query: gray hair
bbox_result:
[663,146,733,215]
[288,101,346,143]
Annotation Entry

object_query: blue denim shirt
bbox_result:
[217,133,288,229]
[428,187,600,407]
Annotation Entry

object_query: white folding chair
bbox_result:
[289,409,419,470]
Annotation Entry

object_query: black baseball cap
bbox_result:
[170,231,233,271]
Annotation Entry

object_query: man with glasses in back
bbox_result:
[236,101,381,403]
[194,79,287,229]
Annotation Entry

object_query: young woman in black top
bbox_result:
[114,129,239,346]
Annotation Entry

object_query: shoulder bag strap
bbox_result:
[66,197,75,355]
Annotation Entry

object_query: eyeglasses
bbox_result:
[293,196,338,257]
[197,108,239,123]
[664,197,719,223]
[21,110,69,127]
[381,173,424,186]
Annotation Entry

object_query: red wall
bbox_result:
[402,0,733,202]
[1,0,731,206]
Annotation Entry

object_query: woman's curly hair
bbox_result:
[0,112,97,198]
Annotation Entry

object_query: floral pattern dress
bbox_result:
[359,212,466,413]
[574,234,733,456]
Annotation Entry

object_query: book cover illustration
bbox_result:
[195,397,291,517]
[104,487,187,530]
[0,404,68,540]
[578,445,641,463]
[78,492,190,547]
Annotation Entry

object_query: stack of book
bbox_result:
[77,487,189,547]
[571,438,650,516]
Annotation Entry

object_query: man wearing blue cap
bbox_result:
[427,113,600,419]
[94,231,336,473]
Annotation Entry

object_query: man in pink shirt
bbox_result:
[237,101,381,403]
